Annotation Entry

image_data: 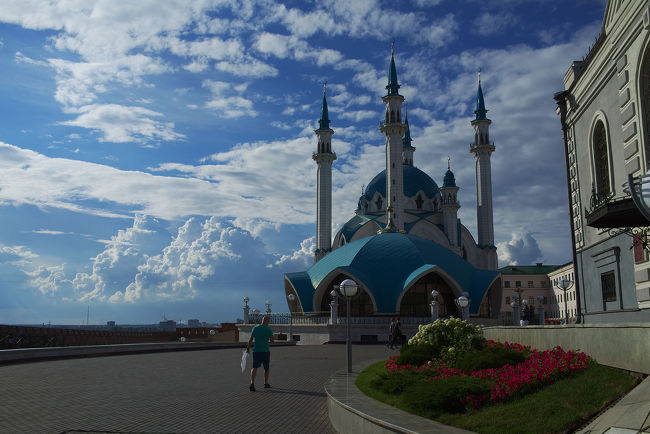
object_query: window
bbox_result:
[601,271,617,302]
[527,281,533,288]
[504,281,511,288]
[541,281,546,288]
[593,120,611,197]
[505,296,510,305]
[529,296,535,305]
[515,281,521,288]
[634,233,646,263]
[543,296,547,305]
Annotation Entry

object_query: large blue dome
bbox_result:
[363,165,440,200]
[285,233,498,314]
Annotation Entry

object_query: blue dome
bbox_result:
[363,165,440,200]
[285,233,498,314]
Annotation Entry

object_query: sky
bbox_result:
[0,0,607,326]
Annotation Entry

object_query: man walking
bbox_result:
[246,315,274,391]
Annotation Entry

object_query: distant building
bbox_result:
[187,319,200,327]
[159,320,176,331]
[555,0,650,323]
[106,321,116,328]
[498,263,561,324]
[548,263,578,323]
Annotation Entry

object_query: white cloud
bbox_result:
[497,230,544,266]
[0,244,38,264]
[274,236,315,268]
[61,104,185,143]
[27,265,67,295]
[203,80,258,118]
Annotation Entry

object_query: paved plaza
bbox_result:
[1,344,392,433]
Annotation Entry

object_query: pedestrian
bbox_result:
[246,315,274,391]
[387,317,395,348]
[392,317,402,348]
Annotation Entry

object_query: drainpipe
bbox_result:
[554,91,583,324]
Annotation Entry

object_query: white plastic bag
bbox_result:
[241,350,249,373]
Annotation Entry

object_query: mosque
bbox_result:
[284,49,502,320]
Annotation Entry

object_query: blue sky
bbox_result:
[0,0,606,325]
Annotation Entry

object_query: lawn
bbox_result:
[356,319,640,434]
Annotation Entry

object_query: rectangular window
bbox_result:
[541,281,546,288]
[633,233,645,263]
[515,281,521,288]
[529,296,535,305]
[527,281,533,288]
[543,296,547,305]
[601,272,617,302]
[505,296,510,305]
[504,281,511,288]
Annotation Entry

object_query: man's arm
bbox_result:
[269,333,275,343]
[246,334,254,353]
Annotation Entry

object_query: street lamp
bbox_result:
[252,308,260,323]
[455,295,469,321]
[287,293,296,342]
[430,289,439,323]
[511,294,520,325]
[339,279,359,373]
[537,295,545,325]
[265,300,272,315]
[556,278,574,325]
[243,297,250,323]
[330,289,339,324]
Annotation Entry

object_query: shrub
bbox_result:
[396,342,440,366]
[454,344,527,372]
[407,318,483,362]
[402,376,492,417]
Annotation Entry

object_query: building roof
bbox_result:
[285,232,499,314]
[499,264,563,275]
[363,165,440,201]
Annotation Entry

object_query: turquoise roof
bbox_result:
[285,233,499,314]
[363,165,440,201]
[474,81,488,121]
[318,88,331,130]
[443,169,456,188]
[386,51,401,96]
[339,214,381,241]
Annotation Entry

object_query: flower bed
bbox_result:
[384,340,589,410]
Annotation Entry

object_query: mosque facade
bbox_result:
[285,49,502,319]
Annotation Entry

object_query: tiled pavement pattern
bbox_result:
[1,344,392,434]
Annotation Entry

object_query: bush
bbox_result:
[454,344,527,372]
[407,318,483,362]
[370,369,420,395]
[402,376,492,417]
[396,342,440,366]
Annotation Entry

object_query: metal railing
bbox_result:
[247,313,436,326]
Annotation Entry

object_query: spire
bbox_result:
[443,156,456,188]
[318,81,331,130]
[474,69,488,120]
[402,102,412,148]
[386,40,401,96]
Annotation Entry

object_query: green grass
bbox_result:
[356,360,639,434]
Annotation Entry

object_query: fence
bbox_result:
[249,313,434,326]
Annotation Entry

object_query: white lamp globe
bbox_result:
[330,289,338,298]
[288,293,295,302]
[339,279,359,297]
[457,295,469,308]
[431,289,439,298]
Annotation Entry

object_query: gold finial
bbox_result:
[391,39,395,56]
[447,156,451,170]
[478,68,482,85]
[322,79,327,95]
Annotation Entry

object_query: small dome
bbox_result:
[443,169,456,188]
[364,165,440,200]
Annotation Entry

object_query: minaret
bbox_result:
[402,103,415,166]
[470,71,497,268]
[441,158,460,250]
[379,43,407,232]
[313,84,336,262]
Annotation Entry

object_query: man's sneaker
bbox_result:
[264,383,271,388]
[249,384,255,392]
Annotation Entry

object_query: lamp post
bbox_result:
[455,295,469,321]
[265,300,272,315]
[556,278,574,325]
[287,293,295,342]
[252,309,260,323]
[430,289,439,323]
[330,289,339,324]
[339,279,359,373]
[537,295,545,325]
[511,294,520,326]
[243,297,250,324]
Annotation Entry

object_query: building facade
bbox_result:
[548,263,578,323]
[555,0,650,323]
[498,264,560,324]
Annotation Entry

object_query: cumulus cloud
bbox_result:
[273,236,315,268]
[27,265,67,295]
[203,80,257,118]
[0,244,38,264]
[497,230,544,266]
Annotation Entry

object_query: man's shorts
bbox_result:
[252,351,270,370]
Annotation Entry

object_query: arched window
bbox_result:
[415,194,423,209]
[593,121,611,197]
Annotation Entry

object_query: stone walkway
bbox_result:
[1,345,392,433]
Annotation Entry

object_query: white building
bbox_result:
[548,263,578,323]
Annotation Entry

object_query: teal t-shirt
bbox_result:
[251,324,273,352]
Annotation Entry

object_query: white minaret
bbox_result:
[379,44,406,232]
[441,158,460,250]
[313,84,336,262]
[470,72,497,269]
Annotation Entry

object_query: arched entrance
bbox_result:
[399,272,457,317]
[319,274,375,316]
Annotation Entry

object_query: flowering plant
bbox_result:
[406,318,483,362]
[384,340,589,411]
